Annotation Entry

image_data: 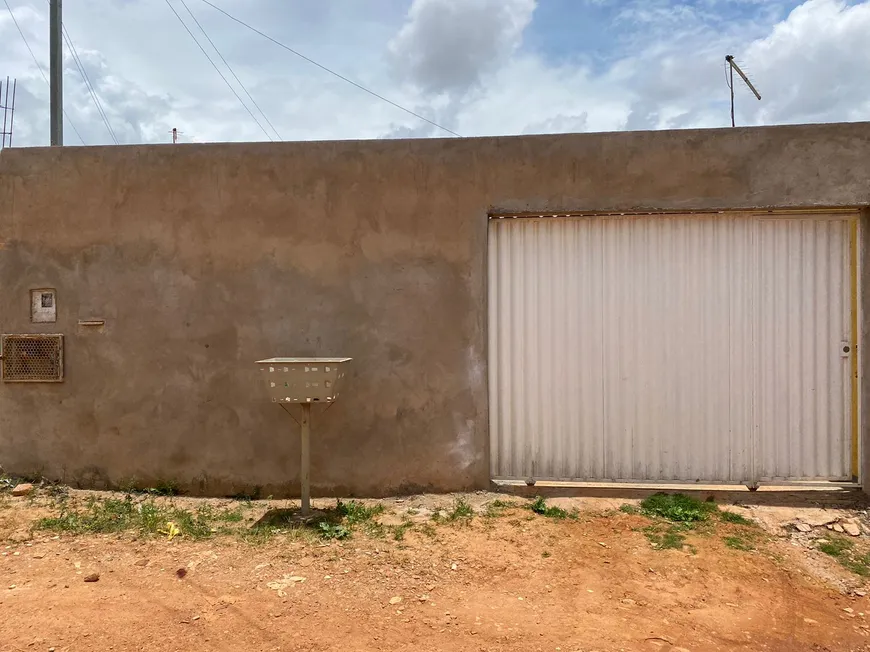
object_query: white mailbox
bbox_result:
[255,357,352,516]
[256,357,351,403]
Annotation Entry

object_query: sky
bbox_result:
[0,0,869,147]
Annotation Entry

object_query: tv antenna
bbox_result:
[725,54,761,127]
[0,76,16,149]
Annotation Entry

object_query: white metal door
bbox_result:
[488,213,856,484]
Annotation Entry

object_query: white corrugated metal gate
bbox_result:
[488,212,859,485]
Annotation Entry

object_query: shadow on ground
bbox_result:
[492,481,867,509]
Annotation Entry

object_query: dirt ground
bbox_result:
[3,486,870,652]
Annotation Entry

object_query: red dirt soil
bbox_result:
[3,500,870,652]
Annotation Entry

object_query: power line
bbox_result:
[199,0,462,138]
[178,0,281,140]
[61,25,118,144]
[3,0,85,144]
[164,0,274,141]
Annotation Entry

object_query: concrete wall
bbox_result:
[1,122,869,497]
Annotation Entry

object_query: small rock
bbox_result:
[844,523,861,537]
[804,618,818,624]
[192,615,200,621]
[8,530,31,543]
[827,524,835,530]
[418,595,429,602]
[834,524,845,533]
[450,563,458,571]
[32,553,45,560]
[134,559,148,567]
[620,598,636,605]
[389,596,403,605]
[854,590,867,597]
[11,483,33,497]
[83,573,100,583]
[795,523,813,533]
[845,608,855,614]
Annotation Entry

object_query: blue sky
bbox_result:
[1,0,869,146]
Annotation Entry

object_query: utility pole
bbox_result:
[725,55,761,127]
[50,0,63,146]
[0,77,16,149]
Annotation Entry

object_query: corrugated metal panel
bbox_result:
[755,218,853,480]
[488,214,855,483]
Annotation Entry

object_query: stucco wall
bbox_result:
[0,122,869,496]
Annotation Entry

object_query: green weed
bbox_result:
[640,493,718,523]
[619,504,640,515]
[818,536,870,576]
[119,479,180,496]
[391,521,414,541]
[530,496,572,519]
[723,535,755,551]
[483,499,517,518]
[542,550,551,558]
[318,522,350,540]
[644,524,687,550]
[446,497,474,522]
[34,496,231,540]
[336,499,385,525]
[216,508,244,523]
[239,525,279,546]
[720,510,755,526]
[362,520,386,538]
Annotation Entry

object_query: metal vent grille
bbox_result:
[1,334,64,383]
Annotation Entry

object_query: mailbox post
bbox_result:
[255,357,351,515]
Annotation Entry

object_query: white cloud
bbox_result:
[744,0,870,124]
[388,0,536,96]
[0,0,868,148]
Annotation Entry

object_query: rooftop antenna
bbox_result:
[725,54,761,127]
[0,76,16,149]
[169,127,182,144]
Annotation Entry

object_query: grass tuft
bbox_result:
[644,523,687,550]
[446,497,474,522]
[391,521,414,541]
[723,535,755,551]
[619,504,640,515]
[318,522,350,540]
[336,499,385,525]
[720,510,755,526]
[530,496,572,519]
[640,493,717,523]
[818,536,870,576]
[35,496,214,540]
[484,499,516,518]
